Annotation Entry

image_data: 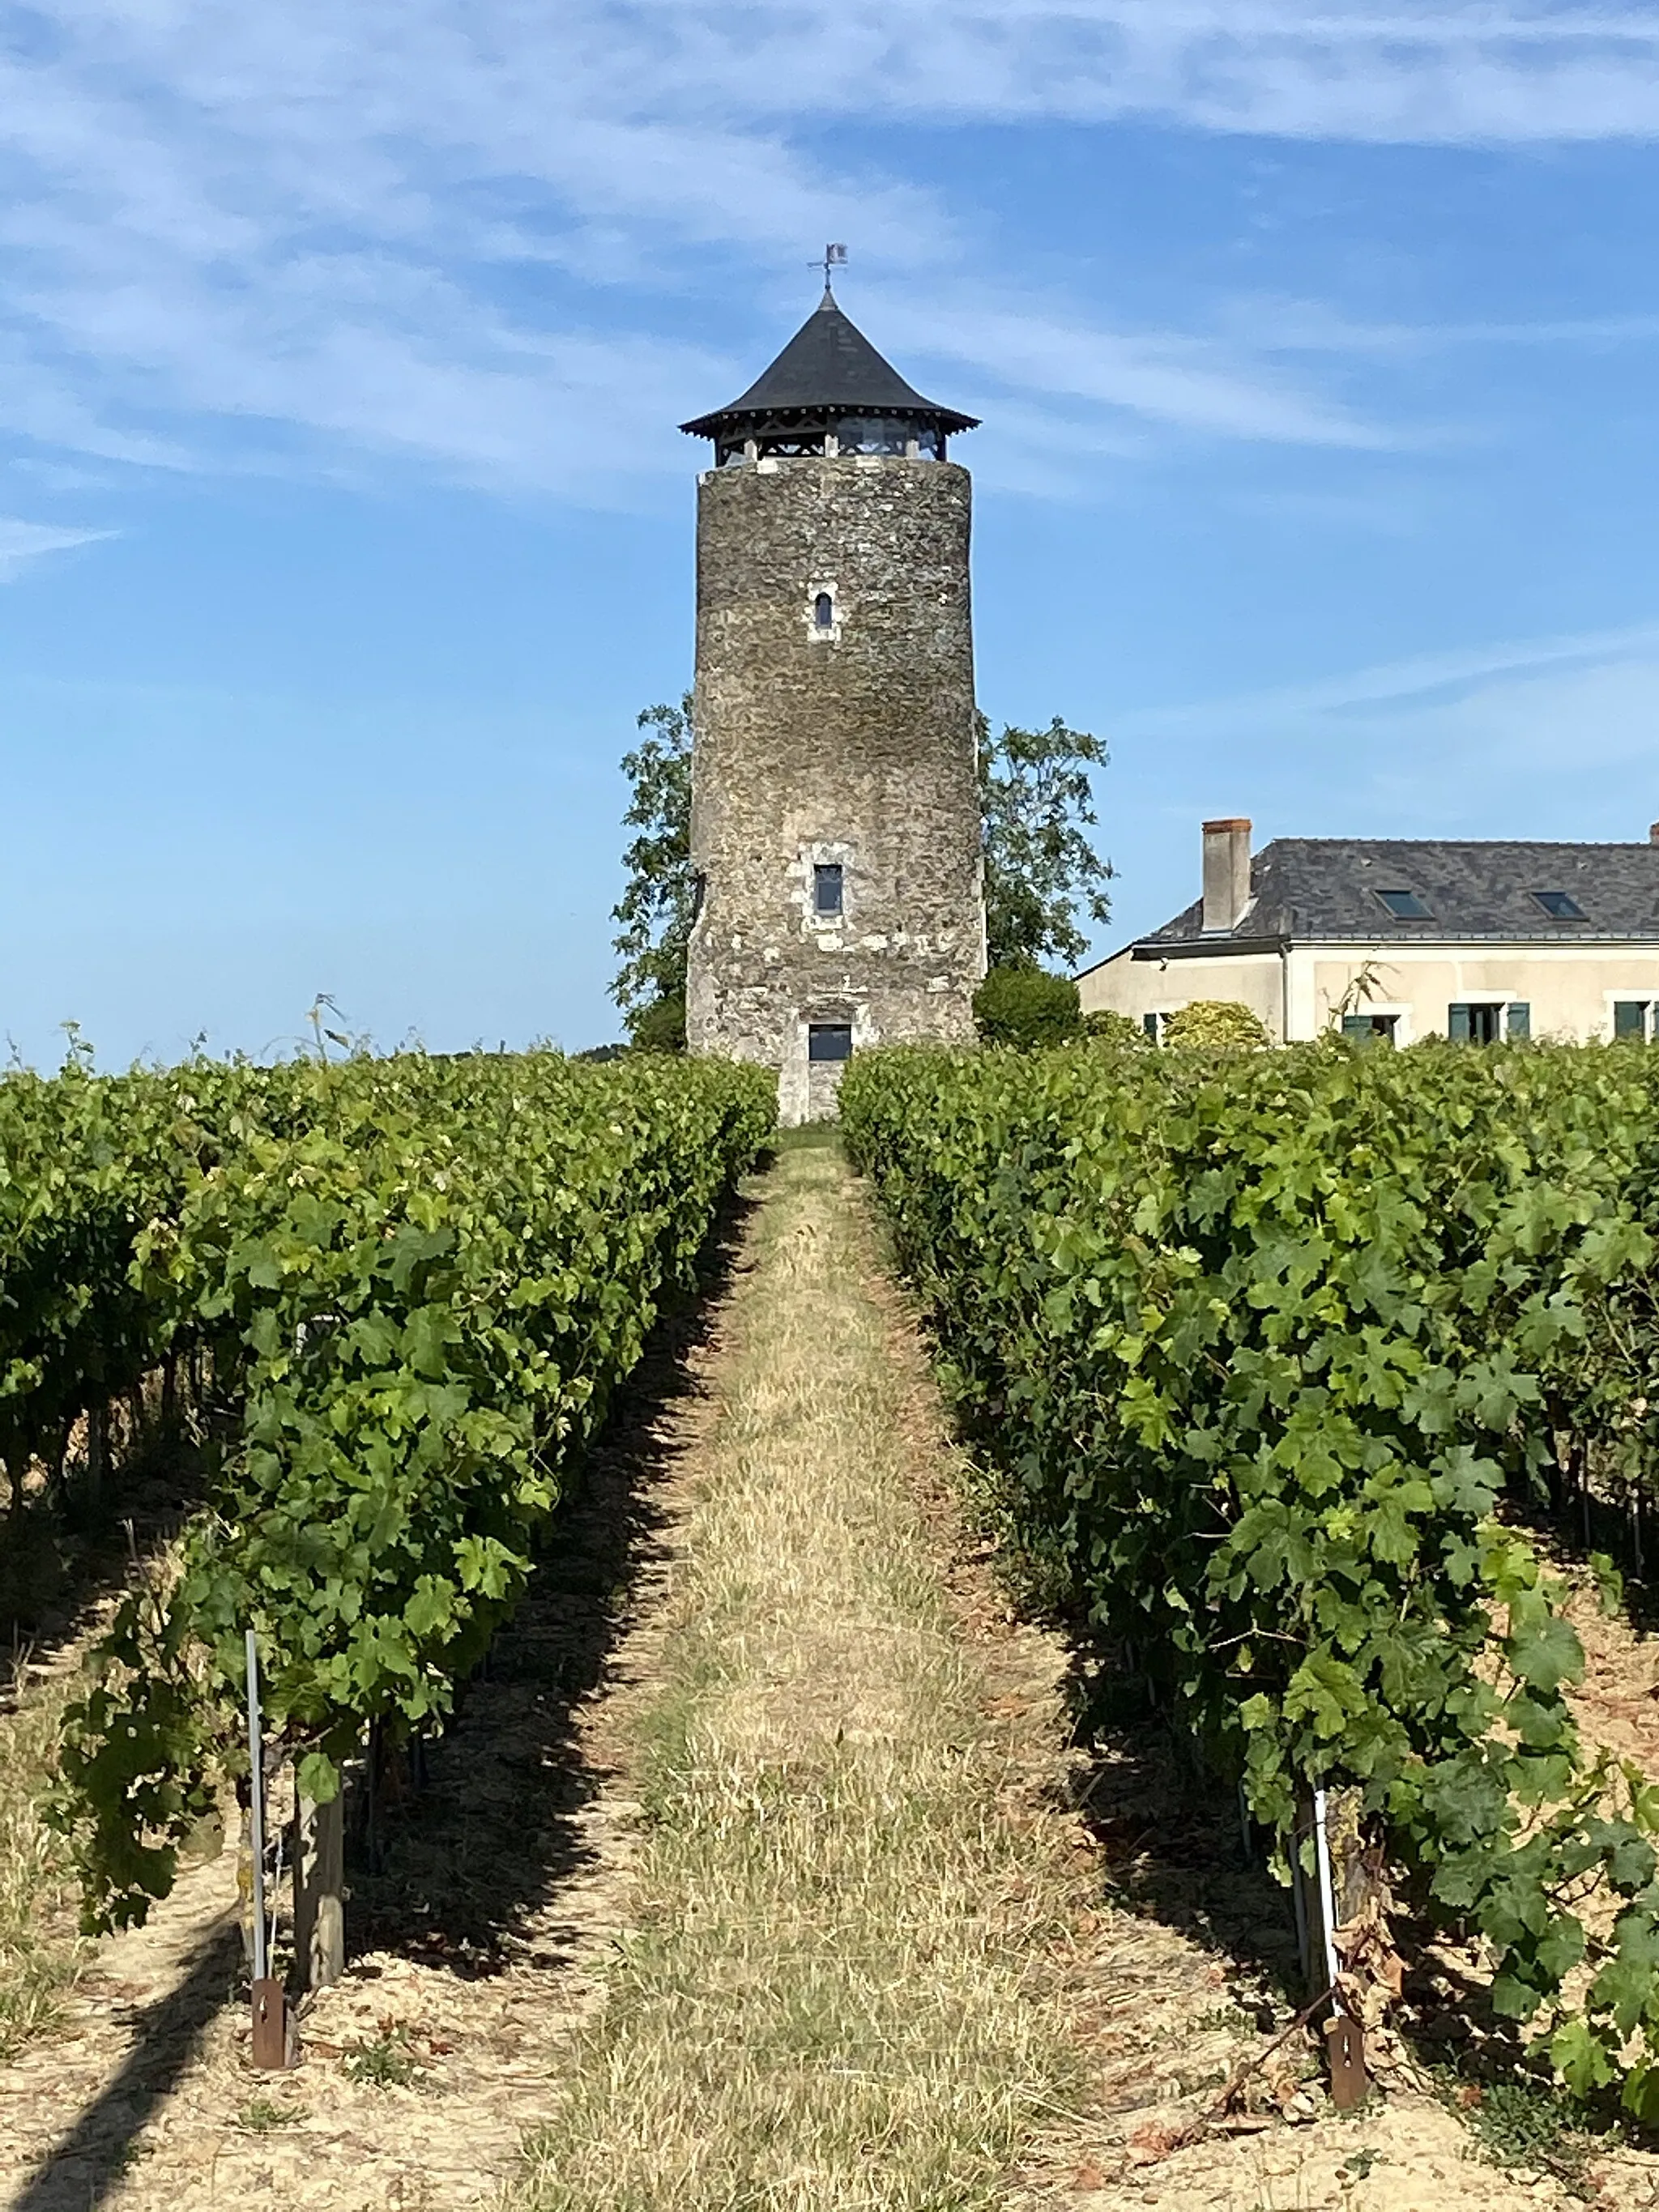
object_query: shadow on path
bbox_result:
[1060,1656,1303,2020]
[5,1926,241,2212]
[351,1190,757,1975]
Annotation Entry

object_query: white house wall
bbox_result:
[1079,941,1659,1043]
[1304,946,1659,1042]
[1078,948,1287,1038]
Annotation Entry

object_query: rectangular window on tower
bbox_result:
[812,863,844,917]
[808,1024,853,1063]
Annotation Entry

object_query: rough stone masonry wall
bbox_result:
[687,455,986,1124]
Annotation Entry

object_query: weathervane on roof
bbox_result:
[812,242,848,295]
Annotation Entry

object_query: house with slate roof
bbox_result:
[1077,816,1659,1045]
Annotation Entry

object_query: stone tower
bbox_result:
[680,287,987,1123]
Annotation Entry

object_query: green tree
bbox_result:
[972,965,1081,1049]
[610,697,695,1037]
[979,714,1112,970]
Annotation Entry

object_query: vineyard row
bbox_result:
[0,1049,774,1946]
[843,1038,1659,2109]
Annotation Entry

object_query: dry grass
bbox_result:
[0,1667,85,2058]
[513,1143,1088,2212]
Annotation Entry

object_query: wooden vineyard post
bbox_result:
[1294,1785,1371,2112]
[245,1630,290,2069]
[293,1790,346,1991]
[85,1398,108,1515]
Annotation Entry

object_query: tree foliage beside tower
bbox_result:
[970,965,1081,1049]
[976,713,1112,972]
[609,697,695,1047]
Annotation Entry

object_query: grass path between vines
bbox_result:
[3,1140,1657,2211]
[502,1141,1622,2212]
[508,1135,1091,2211]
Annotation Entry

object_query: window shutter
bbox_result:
[1448,1004,1471,1042]
[1615,999,1648,1039]
[1505,1002,1530,1040]
[1341,1015,1371,1041]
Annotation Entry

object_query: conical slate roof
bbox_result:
[680,289,979,439]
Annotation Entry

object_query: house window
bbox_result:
[812,863,844,917]
[1341,1013,1398,1046]
[813,591,834,630]
[808,1023,853,1063]
[1448,1002,1529,1042]
[1375,889,1433,920]
[1533,890,1587,921]
[1142,1012,1166,1044]
[1614,999,1656,1041]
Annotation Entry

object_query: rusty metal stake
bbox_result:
[1310,1784,1369,2110]
[245,1629,290,2069]
[251,1977,288,2069]
[1324,2012,1368,2110]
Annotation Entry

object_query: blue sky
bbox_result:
[6,3,1659,1061]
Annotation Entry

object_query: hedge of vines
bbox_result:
[0,1051,773,1930]
[842,1040,1659,2108]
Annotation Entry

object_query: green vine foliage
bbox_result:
[26,1051,774,1933]
[0,1054,322,1519]
[841,1039,1659,2109]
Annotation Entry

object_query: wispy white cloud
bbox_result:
[0,518,114,579]
[2,2,1658,493]
[1274,641,1659,839]
[875,288,1396,448]
[633,2,1659,140]
[1107,619,1659,861]
[1121,617,1659,734]
[1218,300,1659,356]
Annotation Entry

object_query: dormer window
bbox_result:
[1375,889,1432,920]
[814,592,834,630]
[1533,889,1586,921]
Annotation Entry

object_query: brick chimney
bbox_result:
[1649,821,1659,846]
[1201,817,1253,933]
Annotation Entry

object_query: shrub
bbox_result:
[629,994,687,1054]
[1161,999,1270,1051]
[1081,1008,1148,1048]
[971,966,1080,1050]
